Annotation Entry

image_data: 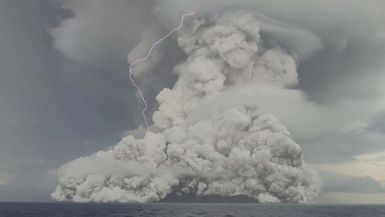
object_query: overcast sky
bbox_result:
[1,0,385,203]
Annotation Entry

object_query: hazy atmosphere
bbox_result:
[1,0,385,204]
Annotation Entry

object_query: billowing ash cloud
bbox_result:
[52,11,320,203]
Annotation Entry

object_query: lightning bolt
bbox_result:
[129,12,195,131]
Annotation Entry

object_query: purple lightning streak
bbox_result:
[129,12,195,131]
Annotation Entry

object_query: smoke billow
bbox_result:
[51,11,320,203]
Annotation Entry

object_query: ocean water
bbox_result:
[0,203,384,217]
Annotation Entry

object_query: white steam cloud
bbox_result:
[52,11,320,203]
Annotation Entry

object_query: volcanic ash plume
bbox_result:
[51,11,320,203]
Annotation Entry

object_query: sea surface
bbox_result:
[0,203,384,217]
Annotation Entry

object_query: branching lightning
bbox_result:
[129,12,195,131]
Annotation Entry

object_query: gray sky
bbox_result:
[1,0,385,203]
[0,0,140,201]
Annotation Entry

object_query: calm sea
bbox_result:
[0,203,384,217]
